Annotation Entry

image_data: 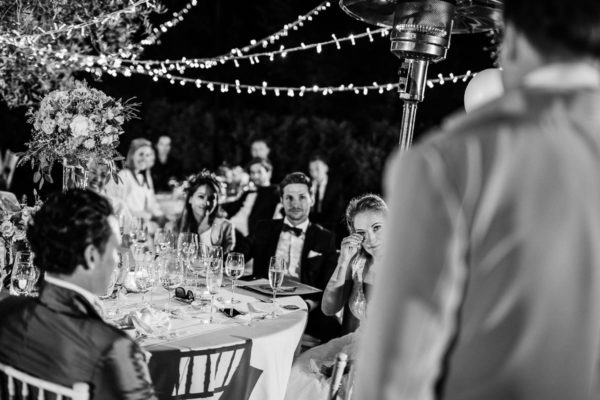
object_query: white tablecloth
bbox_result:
[110,286,307,400]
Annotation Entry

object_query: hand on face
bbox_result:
[339,233,364,265]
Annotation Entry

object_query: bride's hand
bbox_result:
[339,233,364,265]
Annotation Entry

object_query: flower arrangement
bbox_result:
[20,81,138,186]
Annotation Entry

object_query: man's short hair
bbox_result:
[247,157,273,173]
[505,0,600,57]
[279,172,312,196]
[27,189,114,275]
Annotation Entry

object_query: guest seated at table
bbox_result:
[151,135,182,193]
[106,138,165,226]
[175,170,235,253]
[284,194,387,400]
[224,158,280,237]
[88,158,133,231]
[0,189,157,399]
[245,172,340,343]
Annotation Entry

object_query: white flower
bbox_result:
[115,116,124,124]
[14,229,26,241]
[41,118,56,135]
[83,138,95,149]
[0,220,15,238]
[100,135,114,145]
[69,115,90,137]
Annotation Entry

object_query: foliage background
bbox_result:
[0,0,496,204]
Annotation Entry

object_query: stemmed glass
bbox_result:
[133,253,154,306]
[224,252,244,304]
[154,229,174,259]
[11,261,38,296]
[177,232,199,284]
[99,267,119,318]
[191,243,210,297]
[268,256,285,317]
[160,251,183,312]
[206,258,223,323]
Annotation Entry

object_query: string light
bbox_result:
[92,66,475,97]
[0,0,158,46]
[141,0,200,46]
[115,27,391,74]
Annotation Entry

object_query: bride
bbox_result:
[285,193,387,399]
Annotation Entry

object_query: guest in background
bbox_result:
[87,158,132,231]
[0,189,157,399]
[308,155,345,243]
[284,194,387,400]
[225,158,279,237]
[245,172,340,343]
[106,138,165,225]
[250,139,270,160]
[151,135,182,193]
[356,0,600,399]
[176,170,235,253]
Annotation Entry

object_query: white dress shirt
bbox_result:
[275,218,309,279]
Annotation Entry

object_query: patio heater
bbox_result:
[339,0,504,150]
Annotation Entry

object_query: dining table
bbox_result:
[106,282,308,400]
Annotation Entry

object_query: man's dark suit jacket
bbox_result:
[246,219,341,342]
[0,283,156,400]
[310,179,346,245]
[224,185,280,237]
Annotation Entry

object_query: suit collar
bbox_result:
[39,282,103,320]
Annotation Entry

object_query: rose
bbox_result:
[83,138,96,149]
[41,118,56,135]
[0,220,15,238]
[115,115,124,124]
[69,115,90,137]
[100,135,114,145]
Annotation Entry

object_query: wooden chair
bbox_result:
[0,362,89,400]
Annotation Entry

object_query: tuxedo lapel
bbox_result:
[301,223,317,267]
[267,219,284,259]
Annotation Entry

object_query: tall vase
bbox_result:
[62,159,88,191]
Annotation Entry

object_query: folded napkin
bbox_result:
[257,284,297,293]
[128,307,171,336]
[247,301,276,314]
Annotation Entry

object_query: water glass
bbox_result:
[225,252,244,304]
[160,251,183,311]
[11,262,38,296]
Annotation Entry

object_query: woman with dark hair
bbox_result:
[176,170,235,253]
[106,138,164,224]
[284,194,387,400]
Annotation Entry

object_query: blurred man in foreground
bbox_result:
[356,1,600,399]
[0,189,156,400]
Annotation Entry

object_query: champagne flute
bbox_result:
[191,243,210,297]
[225,252,244,304]
[177,232,199,284]
[206,258,223,323]
[160,251,183,312]
[268,256,285,317]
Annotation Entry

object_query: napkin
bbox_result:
[257,284,297,293]
[130,307,171,336]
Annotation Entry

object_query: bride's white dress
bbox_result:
[284,260,368,400]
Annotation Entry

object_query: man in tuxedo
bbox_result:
[225,158,280,237]
[246,172,340,342]
[308,155,345,242]
[0,189,156,400]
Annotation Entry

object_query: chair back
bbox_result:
[328,352,348,400]
[0,362,89,400]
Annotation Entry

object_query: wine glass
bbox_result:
[11,261,38,296]
[99,267,119,318]
[177,232,199,284]
[225,252,245,304]
[191,243,210,297]
[160,251,183,312]
[268,256,285,317]
[133,256,154,306]
[131,218,148,253]
[206,258,223,323]
[154,229,174,258]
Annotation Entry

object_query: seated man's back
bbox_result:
[0,285,154,400]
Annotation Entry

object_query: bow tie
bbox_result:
[282,224,303,237]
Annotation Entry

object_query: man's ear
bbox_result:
[83,244,98,270]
